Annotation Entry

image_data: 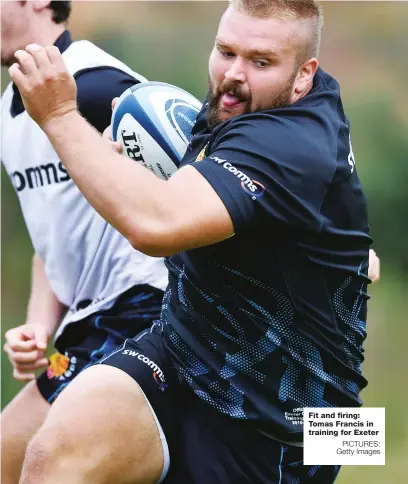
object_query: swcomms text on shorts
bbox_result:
[122,349,165,382]
[11,162,70,192]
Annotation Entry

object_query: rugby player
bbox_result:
[11,1,374,482]
[1,2,167,482]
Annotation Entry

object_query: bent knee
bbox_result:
[20,366,165,483]
[21,432,59,484]
[22,426,100,484]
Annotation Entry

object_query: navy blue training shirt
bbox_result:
[162,68,372,443]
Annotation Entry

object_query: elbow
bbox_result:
[127,222,177,258]
[130,240,175,258]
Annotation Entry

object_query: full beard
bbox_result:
[207,74,296,129]
[206,78,251,129]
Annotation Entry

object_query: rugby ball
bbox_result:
[112,81,202,180]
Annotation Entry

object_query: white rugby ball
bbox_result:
[112,81,202,180]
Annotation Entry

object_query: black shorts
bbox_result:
[36,285,164,403]
[99,323,341,484]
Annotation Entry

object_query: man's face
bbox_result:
[208,7,302,128]
[1,1,31,67]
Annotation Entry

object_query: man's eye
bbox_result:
[253,60,269,68]
[220,50,235,58]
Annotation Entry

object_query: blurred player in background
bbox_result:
[0,2,167,483]
[9,0,380,483]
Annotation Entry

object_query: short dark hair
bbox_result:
[49,1,71,24]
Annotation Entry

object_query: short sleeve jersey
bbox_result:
[162,68,372,443]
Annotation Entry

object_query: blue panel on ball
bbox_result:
[165,100,200,144]
[112,92,179,164]
[112,88,132,142]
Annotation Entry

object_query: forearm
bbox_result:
[26,254,66,336]
[43,111,169,251]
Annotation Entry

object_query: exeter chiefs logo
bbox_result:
[46,352,77,380]
[195,143,208,162]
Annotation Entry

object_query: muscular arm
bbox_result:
[10,46,234,257]
[43,112,234,256]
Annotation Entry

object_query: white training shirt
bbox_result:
[1,40,168,340]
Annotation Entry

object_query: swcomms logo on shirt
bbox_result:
[210,156,265,200]
[10,162,71,192]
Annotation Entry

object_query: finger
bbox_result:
[9,63,28,91]
[44,45,63,67]
[5,328,29,348]
[14,359,49,372]
[13,368,36,382]
[7,349,44,364]
[6,327,36,347]
[368,251,380,282]
[369,267,378,282]
[3,342,12,357]
[4,339,36,353]
[370,260,380,283]
[8,339,37,352]
[112,97,119,110]
[14,49,39,77]
[33,325,48,350]
[26,43,53,71]
[110,141,123,154]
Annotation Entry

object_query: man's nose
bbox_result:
[224,57,247,84]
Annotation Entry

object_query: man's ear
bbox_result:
[32,1,52,13]
[294,58,319,95]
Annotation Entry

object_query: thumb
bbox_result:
[33,326,48,350]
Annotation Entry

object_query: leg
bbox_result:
[20,365,164,484]
[1,381,50,484]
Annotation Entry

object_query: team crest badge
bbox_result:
[195,143,208,162]
[47,352,70,378]
[46,352,77,380]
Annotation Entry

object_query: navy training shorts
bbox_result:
[36,284,164,403]
[98,322,341,484]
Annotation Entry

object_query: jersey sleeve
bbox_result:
[75,67,139,133]
[193,115,336,233]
